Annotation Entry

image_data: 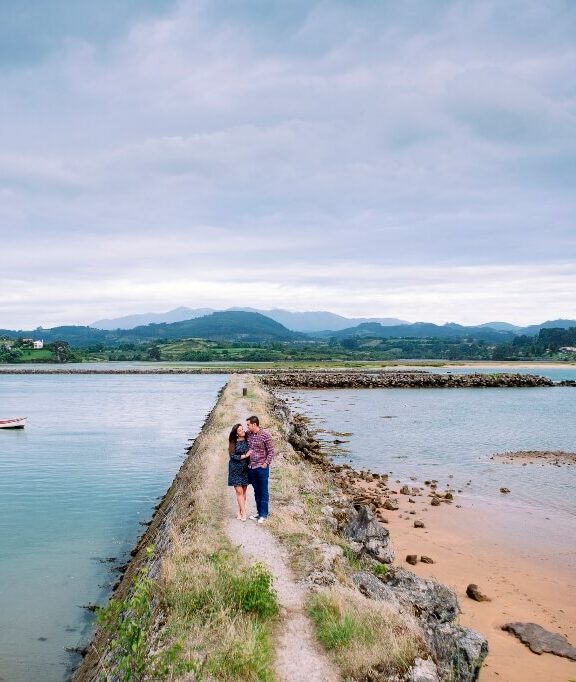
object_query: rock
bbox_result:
[420,556,434,564]
[408,657,440,682]
[431,497,441,507]
[383,498,399,511]
[444,492,454,501]
[466,584,491,602]
[384,567,459,624]
[400,485,411,495]
[406,554,419,565]
[500,487,511,493]
[430,623,488,681]
[344,505,395,563]
[502,622,576,660]
[414,520,425,528]
[351,571,400,606]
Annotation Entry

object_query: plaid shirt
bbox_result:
[247,429,275,468]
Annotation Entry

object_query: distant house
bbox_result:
[559,346,576,353]
[22,338,34,343]
[33,340,44,349]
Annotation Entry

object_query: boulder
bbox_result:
[406,554,419,565]
[383,498,400,511]
[344,505,395,563]
[430,623,488,681]
[502,622,576,660]
[420,556,434,564]
[384,567,459,624]
[414,520,425,528]
[466,584,491,602]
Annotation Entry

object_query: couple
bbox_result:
[228,415,274,524]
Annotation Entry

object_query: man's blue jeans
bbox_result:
[249,466,270,518]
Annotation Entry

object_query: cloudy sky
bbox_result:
[1,0,575,329]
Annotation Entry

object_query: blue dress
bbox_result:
[228,439,250,486]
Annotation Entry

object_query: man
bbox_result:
[245,415,275,523]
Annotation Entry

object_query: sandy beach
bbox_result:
[384,493,576,681]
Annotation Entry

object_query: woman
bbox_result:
[228,423,251,520]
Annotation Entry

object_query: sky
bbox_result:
[1,0,575,329]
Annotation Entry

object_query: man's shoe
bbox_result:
[249,514,260,521]
[257,516,267,524]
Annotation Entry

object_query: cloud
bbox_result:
[0,0,575,328]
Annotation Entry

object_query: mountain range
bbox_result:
[90,307,409,332]
[1,310,575,348]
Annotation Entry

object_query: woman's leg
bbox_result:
[234,486,245,519]
[241,485,248,519]
[240,485,248,521]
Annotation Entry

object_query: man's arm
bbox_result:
[263,432,275,467]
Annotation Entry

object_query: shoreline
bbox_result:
[384,495,576,681]
[318,456,576,680]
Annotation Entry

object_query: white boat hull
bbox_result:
[0,417,27,429]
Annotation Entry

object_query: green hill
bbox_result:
[119,311,304,343]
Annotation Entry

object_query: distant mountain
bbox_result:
[520,319,576,335]
[91,307,215,330]
[477,321,521,331]
[317,321,515,342]
[90,307,408,332]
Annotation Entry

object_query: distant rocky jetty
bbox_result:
[264,371,554,388]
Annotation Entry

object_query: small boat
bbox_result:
[0,417,27,429]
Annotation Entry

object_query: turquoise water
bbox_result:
[0,373,227,682]
[279,385,576,519]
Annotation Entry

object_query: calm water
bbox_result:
[279,383,576,519]
[0,373,227,682]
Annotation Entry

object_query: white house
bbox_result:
[33,340,44,349]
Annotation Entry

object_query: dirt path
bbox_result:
[225,391,339,682]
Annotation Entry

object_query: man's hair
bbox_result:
[246,415,260,426]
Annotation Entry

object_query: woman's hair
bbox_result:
[228,423,242,453]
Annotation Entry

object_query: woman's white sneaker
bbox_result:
[249,514,260,521]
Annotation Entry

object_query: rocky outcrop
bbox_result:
[429,623,488,681]
[502,622,576,660]
[351,567,486,681]
[344,505,395,563]
[264,371,554,389]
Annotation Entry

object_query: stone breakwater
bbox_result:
[271,393,488,681]
[264,371,554,388]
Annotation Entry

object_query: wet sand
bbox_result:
[385,494,576,681]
